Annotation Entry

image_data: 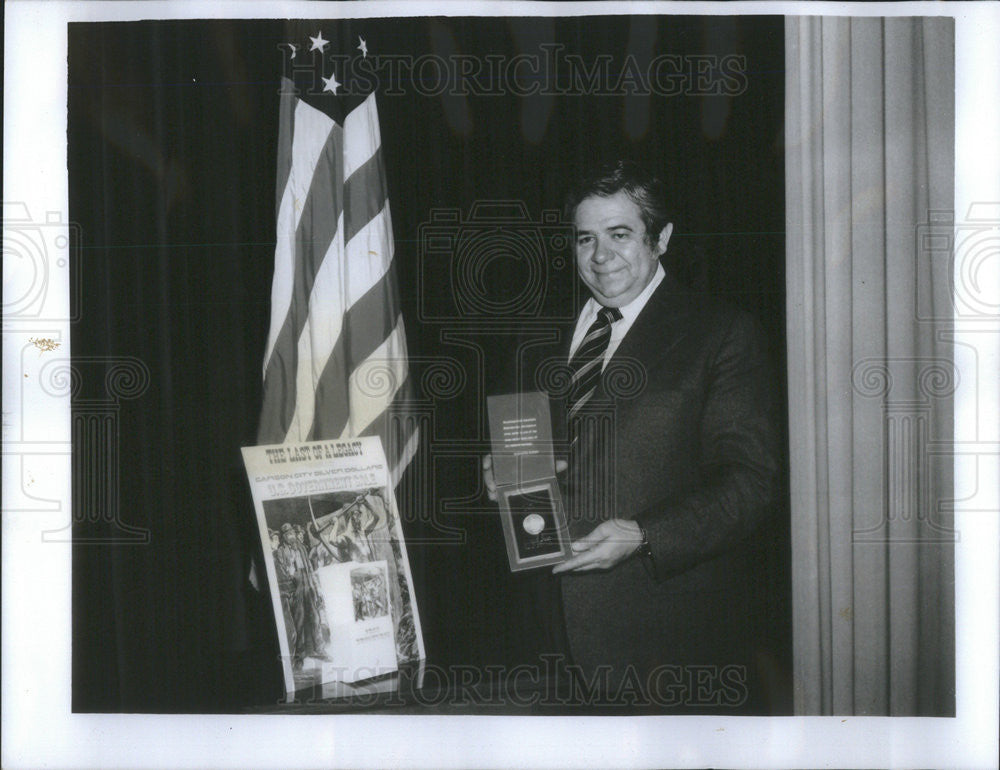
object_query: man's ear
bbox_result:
[656,223,674,257]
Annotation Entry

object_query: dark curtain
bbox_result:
[69,16,788,712]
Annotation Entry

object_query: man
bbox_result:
[353,492,404,619]
[485,160,780,709]
[275,522,329,668]
[307,522,336,569]
[270,528,298,657]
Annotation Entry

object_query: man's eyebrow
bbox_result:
[574,223,635,234]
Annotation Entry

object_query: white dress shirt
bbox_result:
[567,263,665,367]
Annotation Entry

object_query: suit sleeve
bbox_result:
[634,311,780,581]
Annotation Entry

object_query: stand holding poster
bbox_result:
[242,436,424,696]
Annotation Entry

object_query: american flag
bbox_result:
[257,27,418,486]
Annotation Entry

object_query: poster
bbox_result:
[242,436,424,694]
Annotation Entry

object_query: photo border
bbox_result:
[3,2,997,768]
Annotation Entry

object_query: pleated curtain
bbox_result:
[786,16,955,716]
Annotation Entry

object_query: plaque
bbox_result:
[487,391,572,571]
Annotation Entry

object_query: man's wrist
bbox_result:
[633,521,652,559]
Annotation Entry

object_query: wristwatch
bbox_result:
[633,522,652,560]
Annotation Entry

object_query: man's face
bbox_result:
[573,191,673,308]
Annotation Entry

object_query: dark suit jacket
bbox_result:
[517,269,780,701]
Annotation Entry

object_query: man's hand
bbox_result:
[552,519,643,573]
[482,455,567,501]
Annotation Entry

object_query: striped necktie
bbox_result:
[567,306,623,427]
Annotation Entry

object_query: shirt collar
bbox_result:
[586,262,665,325]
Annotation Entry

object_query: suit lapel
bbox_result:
[564,271,697,528]
[599,270,693,393]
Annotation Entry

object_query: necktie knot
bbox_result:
[598,306,623,326]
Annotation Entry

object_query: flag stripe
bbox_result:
[343,317,409,437]
[287,99,338,234]
[343,201,393,309]
[285,215,346,442]
[343,93,381,179]
[282,185,394,443]
[292,126,344,281]
[307,267,402,439]
[256,346,296,444]
[258,120,345,442]
[343,148,388,244]
[274,78,297,217]
[262,99,336,374]
[388,419,421,488]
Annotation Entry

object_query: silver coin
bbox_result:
[522,513,545,535]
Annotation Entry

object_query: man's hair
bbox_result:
[564,159,671,244]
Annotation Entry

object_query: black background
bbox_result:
[69,16,788,711]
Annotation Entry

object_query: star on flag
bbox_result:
[309,31,329,53]
[322,70,341,94]
[281,29,376,96]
